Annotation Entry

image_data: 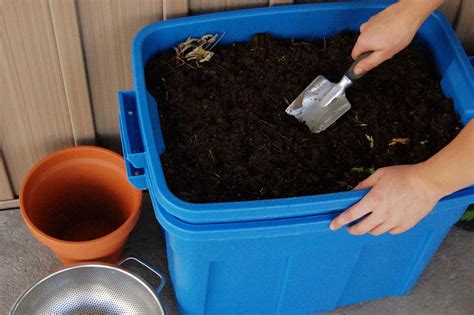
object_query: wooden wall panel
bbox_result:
[455,0,474,54]
[0,199,19,210]
[439,0,462,24]
[49,0,95,145]
[77,0,163,150]
[189,0,269,14]
[0,0,75,194]
[269,0,294,5]
[0,153,14,201]
[163,0,189,19]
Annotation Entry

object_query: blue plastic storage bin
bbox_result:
[118,3,474,314]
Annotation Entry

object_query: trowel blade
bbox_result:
[286,75,351,133]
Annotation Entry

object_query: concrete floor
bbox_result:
[1,195,473,315]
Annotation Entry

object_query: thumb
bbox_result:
[352,50,389,75]
[354,168,385,190]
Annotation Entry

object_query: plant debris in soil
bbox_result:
[174,34,222,66]
[145,32,462,203]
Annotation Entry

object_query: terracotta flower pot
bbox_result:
[20,146,142,265]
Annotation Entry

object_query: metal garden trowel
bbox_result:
[286,52,372,133]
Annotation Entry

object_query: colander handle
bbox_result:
[119,257,167,294]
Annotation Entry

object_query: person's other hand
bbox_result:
[351,0,434,75]
[330,164,445,236]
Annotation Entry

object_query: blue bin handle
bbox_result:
[118,90,148,190]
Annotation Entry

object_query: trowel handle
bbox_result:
[346,51,373,81]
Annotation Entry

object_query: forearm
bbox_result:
[419,120,474,197]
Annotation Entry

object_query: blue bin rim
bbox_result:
[130,2,474,224]
[153,186,474,240]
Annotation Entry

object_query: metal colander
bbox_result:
[10,257,166,315]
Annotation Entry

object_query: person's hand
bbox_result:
[330,164,445,236]
[351,0,442,75]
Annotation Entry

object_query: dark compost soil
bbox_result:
[456,204,474,232]
[456,220,474,232]
[145,32,461,203]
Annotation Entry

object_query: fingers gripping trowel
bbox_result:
[285,52,372,133]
